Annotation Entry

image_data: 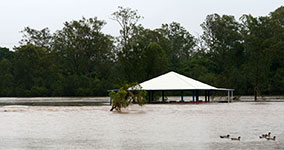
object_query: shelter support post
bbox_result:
[205,91,208,102]
[192,91,195,102]
[162,91,165,102]
[148,91,151,103]
[196,91,199,102]
[181,91,184,103]
[151,91,154,103]
[208,91,210,102]
[227,91,230,103]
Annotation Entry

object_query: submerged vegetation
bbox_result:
[109,83,146,111]
[1,6,284,97]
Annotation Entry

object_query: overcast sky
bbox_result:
[0,0,283,49]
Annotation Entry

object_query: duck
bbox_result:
[259,135,265,139]
[259,133,267,139]
[231,136,241,141]
[266,136,276,141]
[220,135,230,138]
[267,132,271,138]
[260,132,271,138]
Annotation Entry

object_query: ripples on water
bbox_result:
[0,102,284,150]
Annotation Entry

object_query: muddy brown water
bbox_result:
[0,99,284,150]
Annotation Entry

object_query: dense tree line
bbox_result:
[1,6,284,97]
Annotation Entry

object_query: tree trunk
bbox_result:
[110,106,116,111]
[254,87,257,101]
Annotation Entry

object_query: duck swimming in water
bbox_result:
[259,135,265,139]
[266,136,276,141]
[231,136,241,141]
[260,132,271,139]
[267,132,271,138]
[260,134,267,139]
[220,135,230,138]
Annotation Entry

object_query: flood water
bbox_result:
[0,101,284,149]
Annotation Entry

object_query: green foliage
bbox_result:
[143,42,168,79]
[14,44,44,90]
[201,14,244,87]
[53,17,114,76]
[111,6,143,48]
[20,27,52,50]
[0,47,14,61]
[117,26,169,82]
[1,6,284,97]
[4,17,115,97]
[109,83,147,111]
[159,22,197,69]
[0,58,14,96]
[30,86,48,97]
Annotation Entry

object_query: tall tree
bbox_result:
[20,27,53,51]
[53,17,114,77]
[52,17,115,95]
[117,25,169,82]
[143,42,168,79]
[240,15,272,98]
[201,14,244,89]
[111,7,144,84]
[158,22,196,70]
[111,6,142,49]
[14,44,50,96]
[0,58,14,96]
[267,6,284,94]
[0,47,14,61]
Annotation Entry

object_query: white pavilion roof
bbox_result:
[133,71,218,91]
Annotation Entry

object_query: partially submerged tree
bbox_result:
[109,83,147,111]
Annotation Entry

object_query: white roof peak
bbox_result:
[138,71,217,91]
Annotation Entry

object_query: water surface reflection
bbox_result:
[0,102,284,149]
